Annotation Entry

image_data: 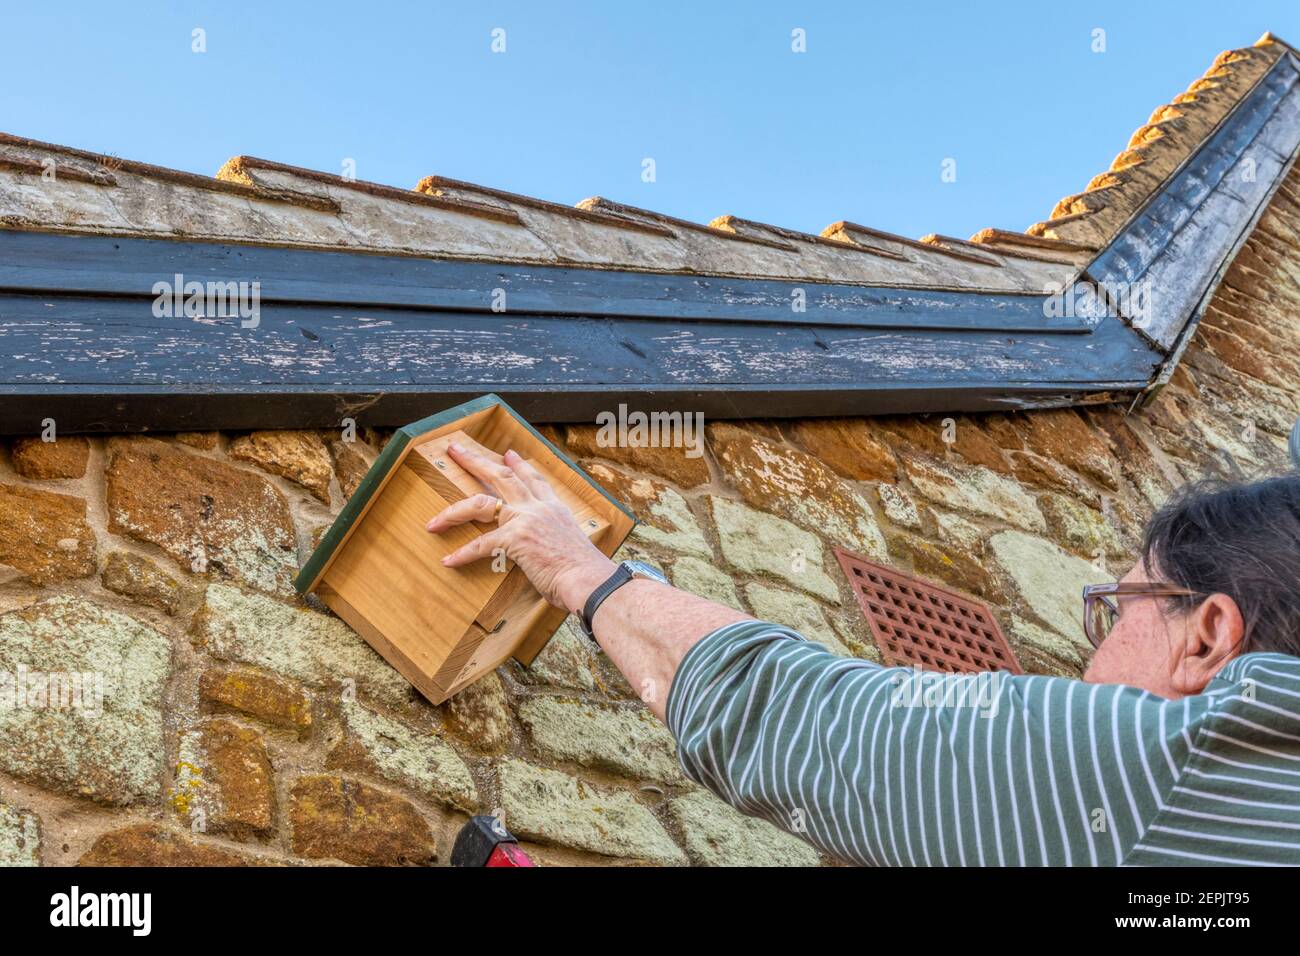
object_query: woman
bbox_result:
[430,446,1300,866]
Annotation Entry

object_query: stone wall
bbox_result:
[1,167,1298,866]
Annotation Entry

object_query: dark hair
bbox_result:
[1141,475,1300,657]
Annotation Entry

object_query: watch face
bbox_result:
[623,560,668,585]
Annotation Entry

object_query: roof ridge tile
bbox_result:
[416,176,676,237]
[0,35,1284,298]
[221,156,515,223]
[1030,37,1284,247]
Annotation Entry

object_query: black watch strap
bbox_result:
[579,563,633,641]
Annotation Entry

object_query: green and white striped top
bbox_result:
[666,620,1300,866]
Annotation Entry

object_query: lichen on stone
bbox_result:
[517,695,683,783]
[709,497,840,602]
[666,789,820,867]
[744,583,851,656]
[195,583,410,705]
[990,530,1110,643]
[498,759,685,865]
[0,802,40,866]
[906,458,1047,533]
[0,597,171,805]
[330,696,476,812]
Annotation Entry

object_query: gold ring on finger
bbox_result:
[492,498,504,520]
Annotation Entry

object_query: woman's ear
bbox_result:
[1170,594,1245,695]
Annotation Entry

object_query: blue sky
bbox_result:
[2,2,1296,239]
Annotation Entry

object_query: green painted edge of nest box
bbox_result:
[293,392,638,594]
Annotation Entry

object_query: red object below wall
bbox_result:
[451,815,536,868]
[486,843,536,867]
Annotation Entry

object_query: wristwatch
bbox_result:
[579,560,668,641]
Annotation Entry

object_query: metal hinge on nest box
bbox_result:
[833,547,1022,674]
[294,394,637,704]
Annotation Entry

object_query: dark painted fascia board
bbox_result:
[0,224,1169,434]
[1086,49,1300,387]
[0,282,1159,433]
[0,230,1097,335]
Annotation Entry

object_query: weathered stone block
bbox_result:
[884,532,1008,604]
[196,584,411,706]
[79,824,268,866]
[102,551,184,615]
[786,418,897,481]
[0,597,170,805]
[877,483,920,528]
[173,719,275,836]
[880,415,1013,476]
[10,436,89,480]
[1085,407,1174,510]
[1038,493,1124,560]
[517,696,682,782]
[1199,323,1293,389]
[106,437,297,594]
[989,530,1110,644]
[0,484,96,585]
[442,669,512,753]
[1009,450,1102,506]
[829,612,883,662]
[565,424,709,487]
[229,430,334,503]
[665,790,821,867]
[199,665,314,735]
[1007,615,1088,669]
[521,618,598,692]
[329,439,374,500]
[291,774,438,866]
[585,463,710,557]
[976,412,1026,451]
[1018,409,1120,490]
[497,759,685,865]
[709,423,887,558]
[172,431,220,450]
[0,802,40,866]
[905,458,1046,532]
[710,497,840,602]
[670,555,741,608]
[328,697,476,812]
[744,583,850,656]
[930,509,985,551]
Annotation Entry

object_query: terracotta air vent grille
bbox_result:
[833,547,1022,674]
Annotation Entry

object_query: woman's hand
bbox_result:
[424,442,617,613]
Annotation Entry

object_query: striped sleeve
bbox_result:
[666,620,1214,866]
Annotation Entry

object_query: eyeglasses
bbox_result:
[1081,582,1207,649]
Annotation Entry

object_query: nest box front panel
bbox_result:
[316,465,507,693]
[297,395,636,704]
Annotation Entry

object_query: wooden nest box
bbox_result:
[296,395,636,703]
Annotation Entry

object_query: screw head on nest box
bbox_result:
[295,394,637,703]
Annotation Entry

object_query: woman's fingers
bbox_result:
[448,442,531,503]
[426,493,500,533]
[441,526,509,568]
[503,450,558,500]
